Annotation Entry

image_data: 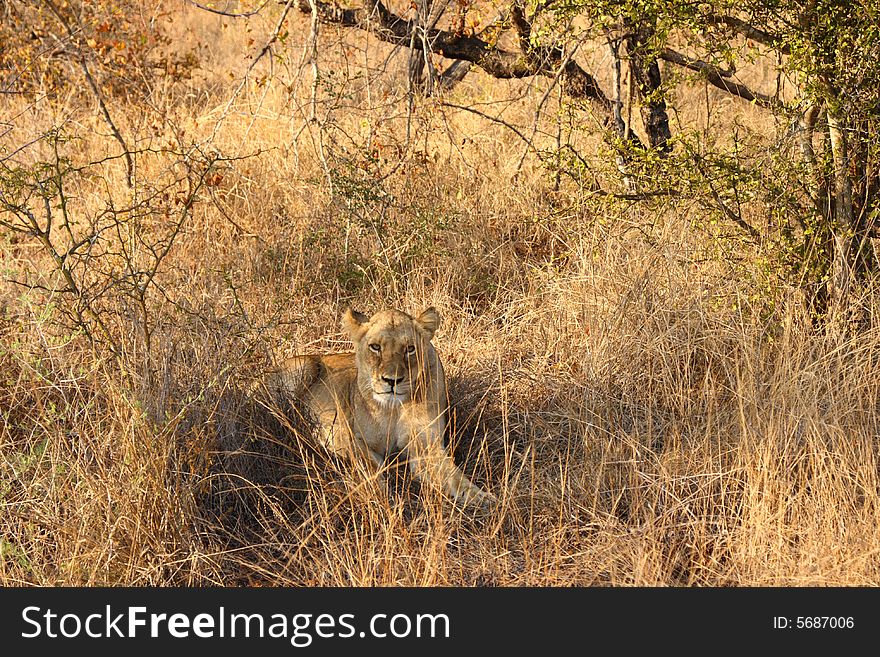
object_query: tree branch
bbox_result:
[185,0,273,17]
[659,48,784,111]
[704,14,790,55]
[433,9,508,93]
[296,0,620,130]
[43,0,134,188]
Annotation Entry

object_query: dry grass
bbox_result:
[1,1,879,587]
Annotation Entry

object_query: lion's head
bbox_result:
[342,307,441,406]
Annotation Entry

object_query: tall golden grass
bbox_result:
[1,1,879,586]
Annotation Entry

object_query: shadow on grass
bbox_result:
[192,366,592,584]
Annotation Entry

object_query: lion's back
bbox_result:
[276,352,356,395]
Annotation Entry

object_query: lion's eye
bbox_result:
[369,343,381,353]
[405,345,416,356]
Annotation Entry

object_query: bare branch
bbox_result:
[206,0,297,145]
[441,102,536,148]
[436,58,472,91]
[296,0,620,131]
[659,48,784,111]
[185,0,273,17]
[704,14,790,54]
[43,0,134,188]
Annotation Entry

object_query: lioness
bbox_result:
[261,307,496,510]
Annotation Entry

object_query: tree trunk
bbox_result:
[625,22,671,152]
[827,108,855,314]
[408,0,448,95]
[608,38,636,191]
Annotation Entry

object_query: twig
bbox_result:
[43,0,134,188]
[440,102,537,151]
[204,0,297,145]
[185,0,273,17]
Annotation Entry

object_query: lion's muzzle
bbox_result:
[373,373,410,404]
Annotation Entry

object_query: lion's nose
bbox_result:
[382,375,404,388]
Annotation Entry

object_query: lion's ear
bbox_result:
[415,307,441,339]
[342,308,369,342]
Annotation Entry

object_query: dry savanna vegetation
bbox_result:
[1,0,879,586]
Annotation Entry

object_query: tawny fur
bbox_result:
[262,307,496,509]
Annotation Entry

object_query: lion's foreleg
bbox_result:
[400,409,496,509]
[321,419,386,486]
